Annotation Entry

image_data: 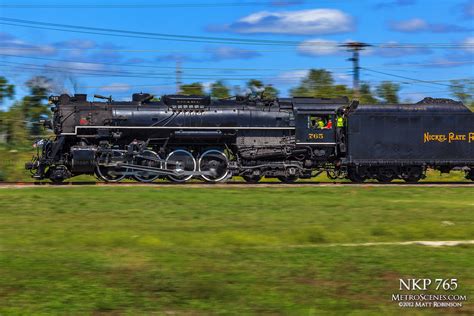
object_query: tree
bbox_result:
[246,79,279,99]
[359,82,377,104]
[0,77,16,144]
[210,81,230,99]
[290,69,351,98]
[376,81,400,104]
[450,79,474,108]
[263,84,278,99]
[0,76,15,104]
[4,102,28,145]
[180,82,204,95]
[22,76,53,136]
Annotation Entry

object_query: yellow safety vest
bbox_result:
[336,117,344,128]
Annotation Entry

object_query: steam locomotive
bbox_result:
[25,93,474,183]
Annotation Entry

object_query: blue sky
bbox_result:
[0,0,473,108]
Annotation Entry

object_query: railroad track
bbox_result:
[0,181,473,188]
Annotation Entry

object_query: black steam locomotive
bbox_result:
[26,93,474,183]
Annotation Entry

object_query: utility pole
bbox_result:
[176,60,182,94]
[339,42,371,98]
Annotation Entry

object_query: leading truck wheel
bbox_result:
[165,149,196,183]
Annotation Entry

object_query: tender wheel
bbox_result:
[165,149,196,183]
[96,150,128,182]
[403,166,423,183]
[133,150,162,183]
[277,176,298,183]
[376,175,393,183]
[198,150,229,182]
[404,175,421,183]
[347,168,365,183]
[465,170,474,181]
[242,175,262,183]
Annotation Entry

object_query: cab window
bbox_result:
[309,115,333,130]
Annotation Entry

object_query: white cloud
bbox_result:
[54,39,97,49]
[99,83,132,93]
[274,70,351,87]
[333,73,351,85]
[463,0,474,18]
[372,41,432,57]
[207,46,260,60]
[58,62,105,72]
[463,37,474,52]
[298,39,340,56]
[390,18,471,33]
[0,32,56,56]
[226,9,354,35]
[390,18,427,32]
[202,81,214,92]
[275,70,309,83]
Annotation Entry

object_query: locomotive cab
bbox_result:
[296,113,336,145]
[293,97,349,160]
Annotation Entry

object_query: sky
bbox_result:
[0,0,473,108]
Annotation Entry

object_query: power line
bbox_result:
[0,47,297,53]
[0,1,304,9]
[362,72,450,90]
[0,58,470,84]
[1,63,469,90]
[4,46,474,54]
[0,57,471,91]
[0,54,351,72]
[0,17,311,46]
[362,67,457,87]
[0,60,277,79]
[0,17,473,49]
[1,54,472,73]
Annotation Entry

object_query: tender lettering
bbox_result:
[424,132,474,143]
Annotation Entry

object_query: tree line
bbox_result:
[180,69,402,104]
[0,69,472,146]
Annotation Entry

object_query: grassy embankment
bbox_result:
[0,186,472,314]
[0,146,470,182]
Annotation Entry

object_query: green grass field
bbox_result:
[0,187,472,314]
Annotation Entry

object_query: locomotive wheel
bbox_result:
[277,176,298,183]
[96,150,128,182]
[242,175,262,183]
[133,150,162,183]
[165,149,196,183]
[198,150,229,182]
